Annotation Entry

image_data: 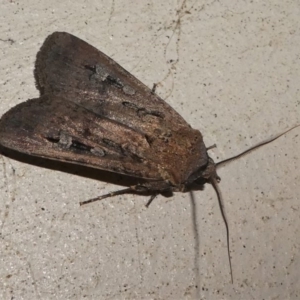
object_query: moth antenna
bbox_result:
[79,188,132,206]
[216,124,300,169]
[211,176,233,284]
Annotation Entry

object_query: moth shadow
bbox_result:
[0,145,149,190]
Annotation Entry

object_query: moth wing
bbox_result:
[35,31,190,137]
[0,96,163,180]
[6,32,208,185]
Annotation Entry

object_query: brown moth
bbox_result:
[0,32,298,282]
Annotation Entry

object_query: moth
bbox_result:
[0,32,298,282]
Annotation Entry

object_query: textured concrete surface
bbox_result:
[0,1,300,299]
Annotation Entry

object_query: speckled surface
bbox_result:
[0,1,300,299]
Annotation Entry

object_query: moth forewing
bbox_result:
[0,95,163,181]
[35,32,190,134]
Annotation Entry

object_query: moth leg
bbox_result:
[79,188,132,206]
[79,180,170,206]
[145,194,158,208]
[207,144,217,151]
[151,83,158,94]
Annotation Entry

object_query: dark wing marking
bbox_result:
[0,96,163,180]
[34,31,190,136]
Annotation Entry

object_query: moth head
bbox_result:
[187,154,220,189]
[201,156,220,183]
